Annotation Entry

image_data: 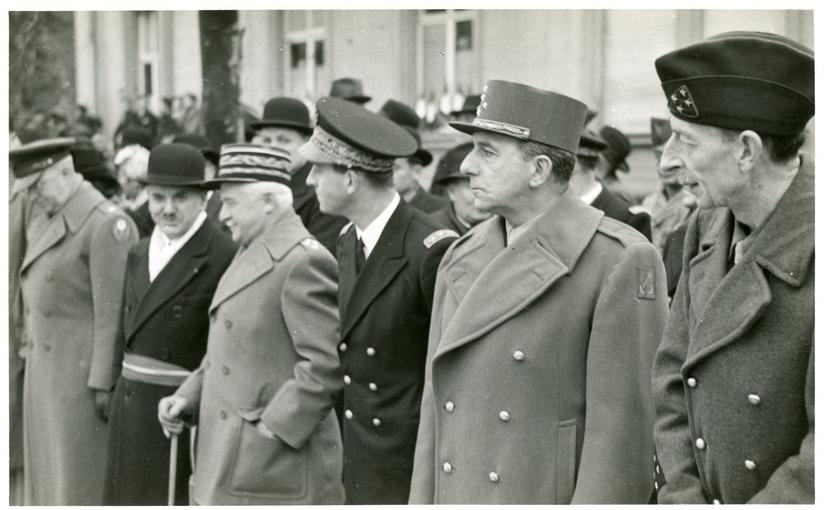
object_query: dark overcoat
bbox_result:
[103,219,235,505]
[337,201,456,504]
[652,160,814,504]
[292,162,348,257]
[21,182,138,505]
[175,213,344,505]
[409,190,668,504]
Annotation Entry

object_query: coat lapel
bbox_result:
[683,159,814,369]
[128,221,215,337]
[435,192,604,358]
[340,204,411,339]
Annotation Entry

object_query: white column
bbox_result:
[73,12,97,113]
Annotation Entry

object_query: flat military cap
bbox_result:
[204,144,291,189]
[650,117,672,147]
[299,97,417,172]
[451,80,588,154]
[143,143,206,187]
[379,99,433,166]
[577,129,608,161]
[655,31,814,136]
[172,133,219,166]
[9,137,75,189]
[599,125,632,173]
[248,97,314,134]
[329,77,371,104]
[433,142,473,186]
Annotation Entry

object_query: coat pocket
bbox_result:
[556,419,578,504]
[227,411,309,499]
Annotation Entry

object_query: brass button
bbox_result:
[219,410,227,420]
[747,394,761,405]
[498,410,511,422]
[343,375,352,385]
[172,305,183,318]
[687,377,697,388]
[513,350,525,362]
[744,459,757,471]
[366,347,376,357]
[344,409,353,420]
[442,462,453,474]
[372,418,381,427]
[444,401,455,412]
[713,499,721,504]
[368,382,378,391]
[222,366,230,375]
[339,342,348,352]
[488,471,499,483]
[695,438,706,450]
[224,319,233,329]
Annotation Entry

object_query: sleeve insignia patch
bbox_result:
[112,218,130,243]
[424,229,459,249]
[637,266,656,300]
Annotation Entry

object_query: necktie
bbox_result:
[355,236,366,274]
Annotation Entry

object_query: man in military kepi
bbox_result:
[427,142,492,235]
[103,143,236,505]
[379,99,449,214]
[409,80,668,504]
[652,31,814,504]
[300,97,458,504]
[158,143,344,505]
[12,137,139,505]
[250,96,348,256]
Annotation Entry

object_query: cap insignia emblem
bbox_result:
[670,85,699,119]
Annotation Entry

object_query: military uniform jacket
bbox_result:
[292,162,348,257]
[20,181,138,505]
[175,212,344,505]
[336,201,457,504]
[592,186,653,241]
[409,189,669,504]
[652,160,814,504]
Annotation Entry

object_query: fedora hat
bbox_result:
[248,97,313,134]
[379,99,433,166]
[329,77,372,104]
[142,143,206,187]
[172,133,219,166]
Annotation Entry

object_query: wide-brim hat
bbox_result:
[172,133,219,166]
[10,137,76,190]
[298,97,417,173]
[248,97,314,134]
[577,129,608,160]
[655,31,814,136]
[141,143,206,187]
[403,127,433,167]
[433,142,473,186]
[599,125,631,173]
[450,80,587,154]
[379,100,432,166]
[72,144,119,189]
[329,77,372,104]
[203,143,292,189]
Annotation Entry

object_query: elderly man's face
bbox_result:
[663,116,740,210]
[218,183,269,247]
[253,127,308,171]
[446,178,493,227]
[305,162,350,216]
[460,131,532,217]
[30,158,73,214]
[147,185,207,240]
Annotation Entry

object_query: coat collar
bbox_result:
[435,188,604,358]
[21,181,105,272]
[127,220,217,337]
[340,201,412,339]
[209,212,307,312]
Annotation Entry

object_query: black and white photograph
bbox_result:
[6,4,815,506]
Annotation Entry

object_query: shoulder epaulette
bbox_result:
[423,229,459,249]
[597,217,646,247]
[300,237,323,250]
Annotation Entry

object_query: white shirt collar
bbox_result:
[148,210,208,282]
[355,192,400,258]
[579,181,603,205]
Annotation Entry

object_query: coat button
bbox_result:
[498,410,511,422]
[219,410,227,420]
[687,377,697,388]
[366,347,376,357]
[372,417,381,427]
[747,394,761,405]
[344,409,353,420]
[343,375,352,385]
[222,366,230,375]
[744,459,757,470]
[713,499,721,504]
[442,462,453,474]
[339,342,348,352]
[488,471,500,483]
[513,350,525,361]
[161,350,171,361]
[172,305,183,318]
[444,401,455,412]
[368,382,378,391]
[695,438,706,450]
[224,319,233,329]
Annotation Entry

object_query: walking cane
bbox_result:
[168,432,179,506]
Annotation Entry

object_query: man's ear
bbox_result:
[260,192,277,213]
[737,130,763,175]
[529,154,553,188]
[344,169,359,195]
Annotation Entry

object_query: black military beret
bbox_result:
[655,31,814,136]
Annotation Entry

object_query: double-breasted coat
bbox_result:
[409,190,669,504]
[652,159,814,504]
[336,200,456,504]
[103,219,235,505]
[20,181,138,505]
[174,212,344,505]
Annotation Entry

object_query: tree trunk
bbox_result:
[198,11,242,146]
